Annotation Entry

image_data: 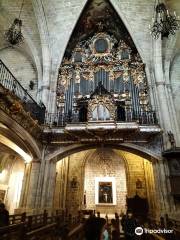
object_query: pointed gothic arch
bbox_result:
[56,0,152,124]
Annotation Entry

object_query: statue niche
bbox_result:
[88,82,115,122]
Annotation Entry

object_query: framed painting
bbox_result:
[95,177,116,205]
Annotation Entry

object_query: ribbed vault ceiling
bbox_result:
[0,0,179,105]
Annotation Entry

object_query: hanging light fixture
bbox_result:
[4,0,25,45]
[149,1,180,39]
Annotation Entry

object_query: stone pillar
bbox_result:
[153,38,179,148]
[163,158,176,214]
[18,160,41,213]
[165,84,180,146]
[53,158,69,209]
[17,147,57,214]
[34,151,47,210]
[153,159,172,217]
[144,160,156,216]
[39,159,57,210]
[32,0,51,108]
[152,160,164,218]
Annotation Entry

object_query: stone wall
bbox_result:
[0,48,38,100]
[64,151,88,215]
[0,153,25,214]
[84,149,127,215]
[53,149,157,216]
[114,150,157,215]
[0,0,180,140]
[53,157,68,209]
[170,53,180,127]
[119,151,147,198]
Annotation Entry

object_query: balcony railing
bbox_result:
[0,59,45,124]
[0,59,158,129]
[44,111,158,128]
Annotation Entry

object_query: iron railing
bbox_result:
[0,59,46,124]
[44,111,158,127]
[0,59,158,128]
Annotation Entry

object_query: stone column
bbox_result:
[53,158,69,209]
[18,160,41,213]
[34,151,47,210]
[39,159,57,210]
[165,84,180,146]
[32,0,51,108]
[153,159,172,216]
[144,160,155,216]
[153,162,163,219]
[163,158,176,213]
[153,38,179,148]
[18,148,57,214]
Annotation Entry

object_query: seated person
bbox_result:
[124,210,137,240]
[0,203,9,227]
[111,218,120,240]
[84,216,106,240]
[103,224,109,240]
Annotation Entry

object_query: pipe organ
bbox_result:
[56,32,151,122]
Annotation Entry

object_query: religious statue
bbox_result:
[71,176,78,188]
[136,179,143,189]
[167,131,176,149]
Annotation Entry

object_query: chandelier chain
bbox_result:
[150,1,179,39]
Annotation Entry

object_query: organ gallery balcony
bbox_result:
[44,82,161,142]
[43,111,161,144]
[43,83,161,143]
[0,59,45,138]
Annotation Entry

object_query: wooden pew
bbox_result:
[0,210,82,240]
[9,212,26,225]
[0,223,25,240]
[26,223,57,240]
[26,210,48,230]
[67,223,84,240]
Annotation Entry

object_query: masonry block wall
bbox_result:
[171,54,180,126]
[0,153,24,214]
[119,151,148,198]
[65,151,88,215]
[115,150,157,216]
[84,149,127,215]
[53,157,69,209]
[53,149,157,216]
[0,48,38,100]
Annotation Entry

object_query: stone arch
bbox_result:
[0,111,41,160]
[53,145,157,216]
[53,0,154,113]
[53,0,148,75]
[109,0,146,62]
[0,6,42,100]
[47,143,161,162]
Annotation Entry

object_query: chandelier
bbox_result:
[149,1,180,39]
[4,0,25,45]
